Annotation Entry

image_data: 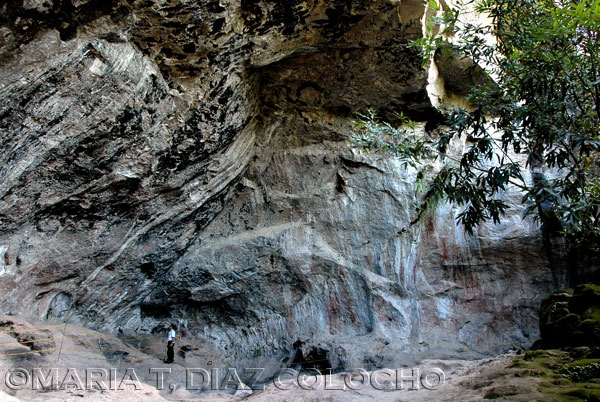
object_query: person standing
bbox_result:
[166,324,176,363]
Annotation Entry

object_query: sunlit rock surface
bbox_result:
[0,0,567,371]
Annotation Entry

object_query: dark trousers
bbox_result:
[167,341,174,362]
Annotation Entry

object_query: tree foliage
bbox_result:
[353,0,600,248]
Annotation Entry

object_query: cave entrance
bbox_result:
[290,341,333,375]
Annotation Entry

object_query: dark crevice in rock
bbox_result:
[291,343,334,374]
[340,157,385,173]
[335,172,346,193]
[139,262,157,279]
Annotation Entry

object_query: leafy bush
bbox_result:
[561,360,600,382]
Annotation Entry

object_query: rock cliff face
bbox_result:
[0,0,566,370]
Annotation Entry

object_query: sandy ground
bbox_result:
[0,315,547,402]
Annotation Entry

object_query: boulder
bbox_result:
[538,285,600,348]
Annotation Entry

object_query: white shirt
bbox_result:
[168,329,176,342]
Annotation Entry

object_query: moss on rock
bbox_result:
[511,350,600,400]
[570,284,600,314]
[561,358,600,382]
[539,284,600,348]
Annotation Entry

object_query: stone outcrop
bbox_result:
[0,0,567,372]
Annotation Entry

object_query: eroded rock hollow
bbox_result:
[0,0,567,370]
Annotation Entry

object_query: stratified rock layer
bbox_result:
[0,0,566,370]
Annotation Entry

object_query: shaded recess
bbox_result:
[247,0,441,123]
[257,45,436,121]
[291,341,334,374]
